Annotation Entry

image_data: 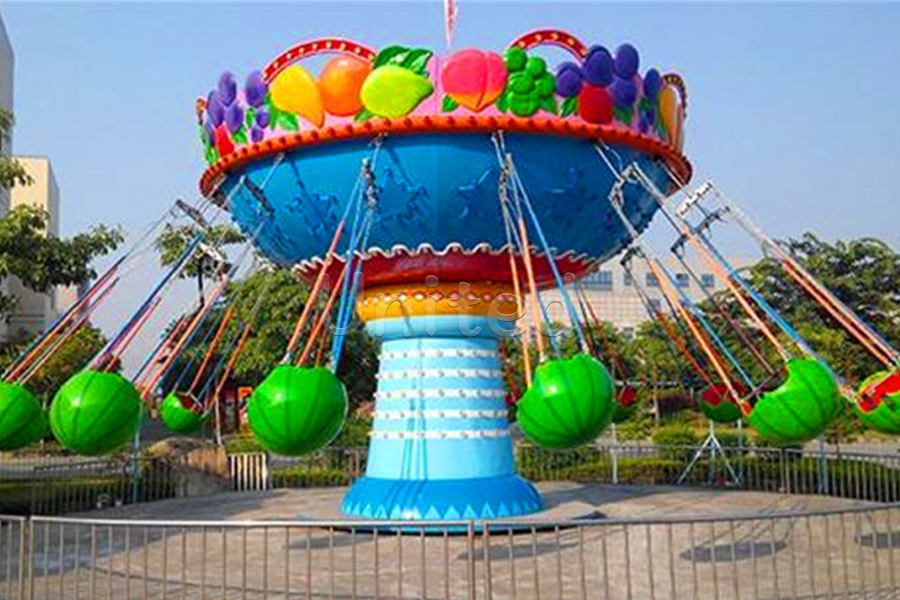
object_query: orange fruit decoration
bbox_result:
[319,55,373,117]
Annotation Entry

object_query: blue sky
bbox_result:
[2,1,899,369]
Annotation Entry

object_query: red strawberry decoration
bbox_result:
[214,124,235,157]
[578,83,614,125]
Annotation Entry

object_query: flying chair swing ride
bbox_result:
[0,28,894,522]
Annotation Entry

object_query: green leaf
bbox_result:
[232,126,248,145]
[496,94,508,113]
[539,95,558,115]
[279,112,300,131]
[561,96,578,117]
[638,97,654,114]
[614,105,633,125]
[373,45,409,69]
[245,107,256,129]
[441,95,459,112]
[354,108,374,122]
[268,105,281,131]
[402,48,433,75]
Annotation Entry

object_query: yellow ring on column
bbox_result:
[356,282,517,323]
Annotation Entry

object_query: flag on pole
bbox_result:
[445,0,458,49]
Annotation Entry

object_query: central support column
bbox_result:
[342,314,542,520]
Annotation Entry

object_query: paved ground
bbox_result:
[3,484,900,599]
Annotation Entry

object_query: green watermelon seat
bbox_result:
[747,358,841,443]
[247,365,347,456]
[516,353,616,449]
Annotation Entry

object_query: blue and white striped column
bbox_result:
[342,316,543,520]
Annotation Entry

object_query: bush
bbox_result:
[651,424,700,447]
[272,466,350,488]
[333,417,371,448]
[224,435,263,454]
[615,412,654,440]
[750,434,804,452]
[652,425,701,461]
[715,428,751,450]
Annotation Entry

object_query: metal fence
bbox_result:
[0,457,183,517]
[518,444,900,503]
[2,503,900,599]
[260,443,900,503]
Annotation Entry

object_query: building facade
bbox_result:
[0,14,14,342]
[0,14,13,216]
[8,157,60,338]
[536,255,747,338]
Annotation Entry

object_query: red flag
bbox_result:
[445,0,458,49]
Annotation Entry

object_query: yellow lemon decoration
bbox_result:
[360,65,434,118]
[270,65,325,128]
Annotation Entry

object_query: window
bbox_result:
[622,327,635,341]
[648,298,662,313]
[645,273,659,288]
[583,270,613,291]
[700,274,716,289]
[676,273,690,289]
[623,271,634,286]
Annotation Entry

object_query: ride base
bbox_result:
[342,316,542,520]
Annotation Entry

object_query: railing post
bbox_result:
[19,518,28,600]
[816,438,830,495]
[467,521,476,600]
[611,425,619,485]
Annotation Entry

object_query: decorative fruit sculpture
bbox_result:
[747,358,841,443]
[247,365,347,456]
[440,49,507,112]
[359,46,433,119]
[698,384,743,424]
[160,392,204,434]
[0,382,48,451]
[516,353,616,449]
[50,371,143,456]
[500,47,557,117]
[319,56,372,117]
[578,83,614,125]
[270,65,325,127]
[213,124,234,157]
[658,83,681,144]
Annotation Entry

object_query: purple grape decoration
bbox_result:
[206,91,225,127]
[613,44,639,79]
[218,72,238,107]
[582,45,614,87]
[643,68,662,102]
[203,121,215,145]
[250,125,265,143]
[245,71,267,108]
[224,103,244,134]
[555,62,583,98]
[638,114,650,134]
[610,76,638,107]
[255,109,270,128]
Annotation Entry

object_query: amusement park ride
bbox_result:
[0,29,898,522]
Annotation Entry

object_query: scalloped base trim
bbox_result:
[342,475,543,520]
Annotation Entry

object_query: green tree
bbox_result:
[160,267,378,413]
[0,111,32,190]
[0,327,106,401]
[0,109,123,327]
[154,223,244,304]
